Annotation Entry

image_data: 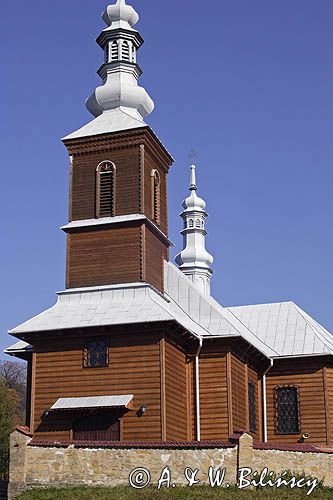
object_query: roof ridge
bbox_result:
[292,303,333,354]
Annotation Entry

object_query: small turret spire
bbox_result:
[190,165,197,191]
[175,164,214,296]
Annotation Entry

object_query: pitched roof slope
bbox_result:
[229,302,333,357]
[164,262,277,357]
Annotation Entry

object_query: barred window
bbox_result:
[151,170,160,224]
[83,341,108,369]
[276,386,300,434]
[96,161,116,218]
[248,382,256,433]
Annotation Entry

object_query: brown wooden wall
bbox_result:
[67,130,171,237]
[247,366,262,441]
[66,225,142,289]
[164,339,189,440]
[230,354,247,433]
[70,145,141,222]
[266,359,329,445]
[143,149,168,236]
[326,367,333,445]
[198,354,229,440]
[143,226,168,292]
[31,332,163,442]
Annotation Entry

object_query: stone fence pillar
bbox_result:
[8,429,31,500]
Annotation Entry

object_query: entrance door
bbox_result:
[73,414,120,441]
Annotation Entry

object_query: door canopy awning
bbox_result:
[50,395,133,411]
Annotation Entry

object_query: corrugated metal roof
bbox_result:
[229,302,333,357]
[51,395,133,410]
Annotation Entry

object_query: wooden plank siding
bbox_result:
[199,355,229,440]
[70,145,141,222]
[32,333,164,442]
[326,368,333,445]
[231,354,247,433]
[164,339,189,440]
[247,366,262,441]
[266,360,328,445]
[143,226,168,292]
[66,225,142,288]
[143,149,168,236]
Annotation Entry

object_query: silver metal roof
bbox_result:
[62,109,147,141]
[6,263,333,360]
[229,302,333,357]
[50,394,133,411]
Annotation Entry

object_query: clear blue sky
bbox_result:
[1,0,332,358]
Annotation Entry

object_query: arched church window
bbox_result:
[275,386,300,434]
[151,170,161,225]
[111,41,118,61]
[189,219,194,228]
[96,161,116,218]
[122,41,130,61]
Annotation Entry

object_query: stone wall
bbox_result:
[8,430,333,499]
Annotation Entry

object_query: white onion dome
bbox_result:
[102,0,139,30]
[182,166,206,211]
[85,0,155,122]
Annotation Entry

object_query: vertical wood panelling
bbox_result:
[164,340,188,441]
[199,355,228,440]
[32,333,162,442]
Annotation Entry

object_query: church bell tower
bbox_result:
[62,0,173,293]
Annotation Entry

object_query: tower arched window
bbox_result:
[96,161,116,218]
[111,41,118,61]
[122,41,130,61]
[189,219,194,228]
[151,169,161,225]
[196,219,201,228]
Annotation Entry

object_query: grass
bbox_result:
[17,486,333,499]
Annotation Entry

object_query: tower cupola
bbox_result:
[175,165,214,296]
[86,0,154,121]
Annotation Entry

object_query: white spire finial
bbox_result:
[190,165,197,191]
[175,164,214,296]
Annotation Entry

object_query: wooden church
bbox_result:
[6,0,333,447]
